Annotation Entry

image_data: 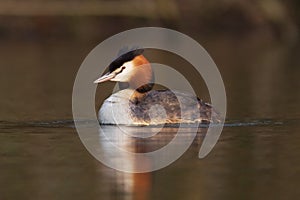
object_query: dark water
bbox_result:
[1,34,300,200]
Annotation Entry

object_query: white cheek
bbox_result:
[111,61,135,82]
[112,70,130,81]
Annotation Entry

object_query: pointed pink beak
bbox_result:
[94,72,116,84]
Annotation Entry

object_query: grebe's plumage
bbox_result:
[108,48,144,73]
[95,49,220,125]
[99,89,219,125]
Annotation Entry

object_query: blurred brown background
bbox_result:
[1,0,299,121]
[0,0,299,42]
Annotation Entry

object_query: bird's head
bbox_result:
[94,49,153,91]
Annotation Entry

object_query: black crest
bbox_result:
[108,47,144,73]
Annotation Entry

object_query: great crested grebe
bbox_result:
[94,49,220,125]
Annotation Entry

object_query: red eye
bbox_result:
[116,66,126,75]
[120,66,126,72]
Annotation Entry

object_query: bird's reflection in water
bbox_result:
[99,125,208,200]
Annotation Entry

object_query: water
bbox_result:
[1,33,300,200]
[1,119,299,200]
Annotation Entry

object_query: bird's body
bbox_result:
[94,49,220,125]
